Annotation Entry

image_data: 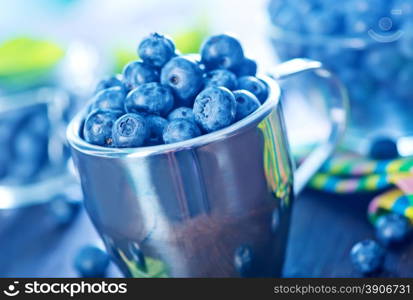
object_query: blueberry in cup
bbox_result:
[81,33,264,148]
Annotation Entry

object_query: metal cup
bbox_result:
[67,59,348,277]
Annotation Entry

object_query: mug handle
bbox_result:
[269,58,349,196]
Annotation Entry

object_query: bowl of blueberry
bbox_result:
[268,0,413,157]
[67,33,346,277]
[0,38,98,209]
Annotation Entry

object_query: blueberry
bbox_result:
[268,5,305,33]
[13,127,48,162]
[83,110,123,147]
[396,63,413,99]
[306,10,344,35]
[162,119,201,144]
[233,58,257,77]
[74,246,110,278]
[145,115,168,145]
[122,60,159,89]
[112,113,149,148]
[167,107,196,124]
[347,70,378,103]
[400,21,413,58]
[90,87,126,112]
[234,245,253,277]
[343,0,386,35]
[160,56,203,107]
[237,76,269,103]
[376,213,410,245]
[233,90,260,121]
[0,138,10,180]
[368,137,399,160]
[350,239,385,275]
[11,129,48,181]
[95,74,126,93]
[138,33,175,68]
[364,47,404,82]
[48,195,81,227]
[204,69,237,90]
[345,12,380,35]
[25,107,50,137]
[125,82,174,116]
[200,34,244,70]
[193,86,237,133]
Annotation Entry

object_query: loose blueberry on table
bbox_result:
[350,239,385,275]
[74,246,110,278]
[82,33,267,148]
[375,213,411,246]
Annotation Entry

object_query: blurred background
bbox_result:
[0,0,413,277]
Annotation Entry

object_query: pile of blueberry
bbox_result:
[82,33,267,148]
[268,0,413,134]
[350,212,411,275]
[0,102,71,184]
[0,105,48,183]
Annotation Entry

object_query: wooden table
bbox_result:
[0,190,412,278]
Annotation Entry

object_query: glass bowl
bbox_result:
[268,0,413,156]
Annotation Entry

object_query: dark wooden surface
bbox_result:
[0,189,412,278]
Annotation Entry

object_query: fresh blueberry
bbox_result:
[343,0,384,35]
[393,0,413,16]
[0,132,10,179]
[345,69,378,101]
[95,74,126,93]
[48,195,81,227]
[268,4,305,33]
[13,125,48,163]
[233,90,260,121]
[306,10,344,35]
[234,245,253,277]
[167,107,196,124]
[200,34,244,70]
[145,115,168,145]
[368,137,399,160]
[204,69,237,90]
[160,56,203,107]
[237,76,269,103]
[83,110,123,147]
[400,22,413,58]
[74,246,110,278]
[25,106,50,137]
[125,82,174,116]
[138,33,175,68]
[364,47,404,82]
[376,213,411,245]
[193,86,237,133]
[162,119,201,144]
[12,127,48,182]
[350,239,385,275]
[396,63,413,99]
[122,60,159,89]
[233,58,257,77]
[90,87,126,112]
[112,113,149,148]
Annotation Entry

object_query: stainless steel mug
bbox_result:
[67,58,348,277]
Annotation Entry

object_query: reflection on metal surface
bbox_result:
[259,108,293,204]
